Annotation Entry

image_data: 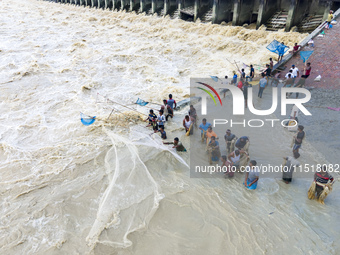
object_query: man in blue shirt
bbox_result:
[166,94,177,109]
[199,118,212,142]
[258,73,267,98]
[235,136,249,151]
[232,71,238,85]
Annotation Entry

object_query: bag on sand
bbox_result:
[314,75,321,81]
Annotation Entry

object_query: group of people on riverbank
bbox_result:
[155,90,334,202]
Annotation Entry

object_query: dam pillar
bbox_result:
[98,0,105,8]
[212,0,233,24]
[256,0,278,28]
[232,0,255,26]
[212,0,218,23]
[130,0,139,11]
[194,0,200,21]
[232,0,241,25]
[285,0,297,31]
[121,0,128,10]
[105,0,113,9]
[322,1,331,21]
[140,0,146,12]
[164,0,170,14]
[151,0,157,13]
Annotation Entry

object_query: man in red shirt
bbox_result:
[292,43,300,55]
[301,62,311,78]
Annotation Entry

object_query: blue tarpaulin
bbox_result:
[266,40,289,56]
[300,51,313,63]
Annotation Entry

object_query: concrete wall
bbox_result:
[212,0,234,23]
[105,0,113,8]
[232,0,256,26]
[257,0,279,28]
[140,0,152,12]
[164,0,178,15]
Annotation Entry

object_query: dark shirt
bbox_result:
[295,131,305,145]
[161,130,167,139]
[224,133,236,142]
[148,113,157,122]
[235,136,249,148]
[250,68,254,77]
[265,68,271,76]
[189,108,196,117]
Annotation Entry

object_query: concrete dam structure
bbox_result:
[51,0,340,32]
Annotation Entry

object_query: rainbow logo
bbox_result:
[196,82,222,106]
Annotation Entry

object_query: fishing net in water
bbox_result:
[300,51,313,63]
[266,40,289,56]
[86,128,188,249]
[135,98,149,106]
[80,112,96,126]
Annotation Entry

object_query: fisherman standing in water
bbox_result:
[208,136,221,164]
[146,109,157,127]
[228,149,248,170]
[199,118,211,142]
[166,94,177,110]
[165,105,173,121]
[235,136,250,152]
[221,155,234,178]
[224,129,237,154]
[159,126,167,139]
[282,151,300,184]
[244,160,260,190]
[189,105,197,127]
[205,126,218,146]
[183,115,193,135]
[308,166,335,204]
[293,125,305,153]
[163,137,186,152]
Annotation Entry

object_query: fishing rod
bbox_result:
[97,93,148,116]
[128,102,159,111]
[226,58,241,74]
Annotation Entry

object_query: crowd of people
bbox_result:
[147,45,333,201]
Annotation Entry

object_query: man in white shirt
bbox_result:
[290,65,299,77]
[285,70,293,79]
[290,64,299,83]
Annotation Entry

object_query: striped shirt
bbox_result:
[314,172,334,184]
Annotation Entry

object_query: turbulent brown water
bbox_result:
[1,0,339,254]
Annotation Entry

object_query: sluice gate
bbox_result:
[47,0,340,32]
